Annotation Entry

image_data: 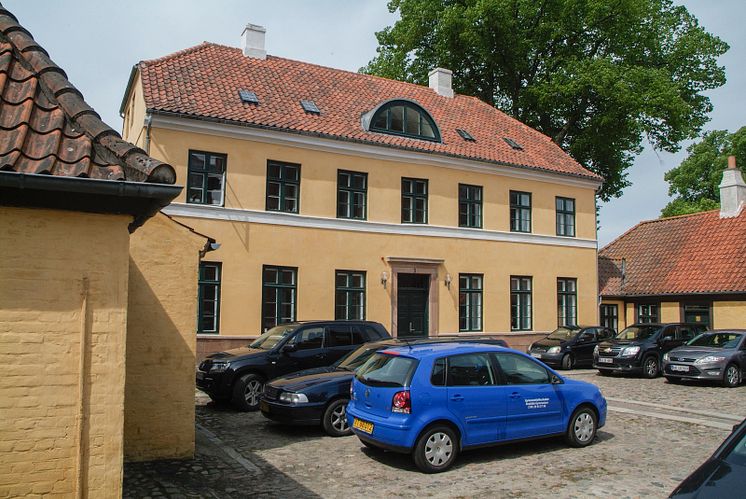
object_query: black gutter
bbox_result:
[0,171,181,232]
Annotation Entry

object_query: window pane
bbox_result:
[268,163,281,179]
[372,110,387,129]
[421,119,435,138]
[405,108,420,135]
[190,153,205,169]
[446,354,494,386]
[390,106,404,132]
[495,354,550,385]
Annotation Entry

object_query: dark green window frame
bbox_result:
[335,270,366,320]
[369,100,440,142]
[266,160,300,213]
[262,265,297,331]
[510,276,532,331]
[401,177,428,224]
[198,262,221,334]
[637,303,659,323]
[337,170,367,220]
[459,274,483,332]
[459,184,483,228]
[510,191,531,233]
[187,150,226,206]
[556,197,576,237]
[557,278,577,326]
[600,304,618,332]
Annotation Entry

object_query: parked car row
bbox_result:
[196,320,744,477]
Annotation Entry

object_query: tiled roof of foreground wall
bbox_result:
[599,209,746,296]
[134,42,602,184]
[0,4,174,184]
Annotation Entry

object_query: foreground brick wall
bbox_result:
[125,214,207,461]
[0,207,130,497]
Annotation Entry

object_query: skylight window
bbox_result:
[238,89,259,104]
[300,100,320,114]
[503,137,523,150]
[456,129,476,142]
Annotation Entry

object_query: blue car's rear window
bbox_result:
[356,353,418,387]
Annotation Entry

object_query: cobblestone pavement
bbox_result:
[124,374,745,499]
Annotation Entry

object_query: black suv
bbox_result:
[196,321,390,411]
[593,323,707,378]
[528,326,615,369]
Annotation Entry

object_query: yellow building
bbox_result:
[0,8,210,496]
[599,157,746,332]
[121,24,603,355]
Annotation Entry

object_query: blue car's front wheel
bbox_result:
[565,406,598,448]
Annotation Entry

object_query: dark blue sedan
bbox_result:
[347,343,607,472]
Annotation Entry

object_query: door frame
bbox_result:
[386,257,442,337]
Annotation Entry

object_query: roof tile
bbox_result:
[138,43,601,182]
[599,210,746,296]
[0,5,175,185]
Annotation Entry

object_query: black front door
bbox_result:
[397,273,429,337]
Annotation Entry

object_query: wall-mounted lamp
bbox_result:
[444,273,452,289]
[380,271,388,289]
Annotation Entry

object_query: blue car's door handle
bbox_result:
[510,392,521,399]
[450,395,464,402]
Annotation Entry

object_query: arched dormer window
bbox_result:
[366,100,440,142]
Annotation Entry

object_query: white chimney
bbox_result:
[428,68,453,98]
[720,155,746,218]
[241,23,266,60]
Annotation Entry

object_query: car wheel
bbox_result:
[413,425,459,473]
[665,376,682,385]
[598,369,612,377]
[232,373,264,411]
[565,406,597,448]
[561,354,574,370]
[322,399,351,437]
[723,363,742,388]
[642,356,659,379]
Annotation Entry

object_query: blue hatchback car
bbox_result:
[347,343,607,472]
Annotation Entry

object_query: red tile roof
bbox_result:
[599,209,746,296]
[0,6,174,184]
[136,43,601,183]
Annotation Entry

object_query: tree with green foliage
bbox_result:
[661,127,746,217]
[362,0,728,201]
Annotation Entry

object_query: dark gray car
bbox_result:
[662,330,746,387]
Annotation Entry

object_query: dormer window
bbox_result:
[367,100,440,142]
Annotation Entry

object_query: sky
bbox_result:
[5,0,745,246]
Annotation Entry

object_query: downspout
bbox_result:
[75,277,91,499]
[143,113,153,155]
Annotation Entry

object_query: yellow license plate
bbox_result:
[353,418,374,434]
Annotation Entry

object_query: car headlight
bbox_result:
[279,392,309,404]
[695,356,726,365]
[662,352,669,362]
[209,361,230,373]
[547,346,561,354]
[593,345,599,356]
[621,346,640,357]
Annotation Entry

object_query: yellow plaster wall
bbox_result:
[121,73,147,150]
[660,302,680,323]
[180,218,598,336]
[148,127,598,240]
[0,207,130,498]
[625,302,636,326]
[713,301,746,329]
[124,214,207,461]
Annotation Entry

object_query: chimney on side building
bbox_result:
[242,23,266,60]
[428,68,453,98]
[720,155,746,218]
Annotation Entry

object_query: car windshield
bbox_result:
[547,327,579,340]
[335,345,382,371]
[615,326,660,341]
[723,426,746,467]
[356,353,418,387]
[249,325,296,350]
[687,332,743,349]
